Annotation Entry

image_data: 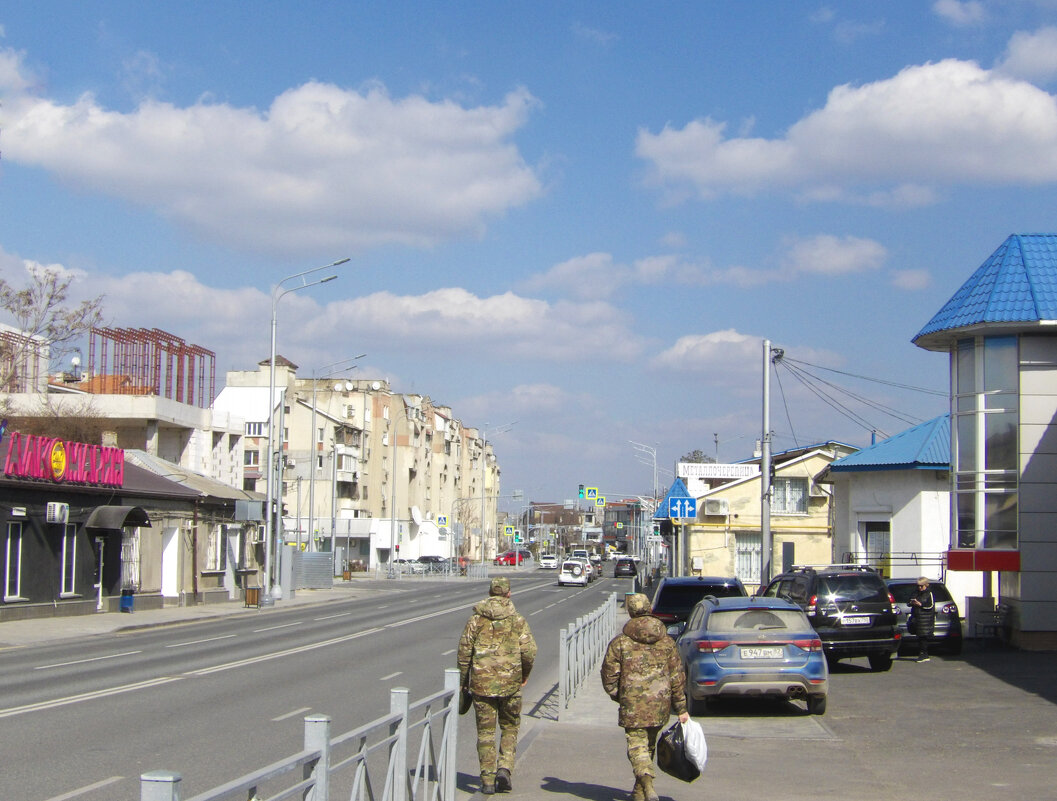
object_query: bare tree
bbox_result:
[0,265,104,392]
[4,394,111,444]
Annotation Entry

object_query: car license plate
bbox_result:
[843,616,870,625]
[740,647,783,659]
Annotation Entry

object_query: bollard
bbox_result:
[304,715,331,801]
[141,771,181,801]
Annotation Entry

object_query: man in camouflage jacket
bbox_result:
[601,592,689,801]
[457,577,537,794]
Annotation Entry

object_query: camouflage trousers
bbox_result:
[624,726,660,779]
[472,693,522,781]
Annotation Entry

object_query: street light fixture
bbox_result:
[479,421,516,564]
[264,257,349,601]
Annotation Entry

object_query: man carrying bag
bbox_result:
[601,593,689,801]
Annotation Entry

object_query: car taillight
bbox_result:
[888,591,898,613]
[696,639,731,653]
[806,595,817,615]
[793,638,823,652]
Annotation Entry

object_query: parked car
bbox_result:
[614,558,638,578]
[760,565,899,671]
[393,558,426,574]
[650,576,748,624]
[538,553,559,569]
[417,555,446,573]
[673,596,829,715]
[558,559,589,587]
[886,578,963,656]
[494,549,532,566]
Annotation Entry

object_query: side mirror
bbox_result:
[666,622,686,639]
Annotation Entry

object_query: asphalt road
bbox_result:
[0,571,615,801]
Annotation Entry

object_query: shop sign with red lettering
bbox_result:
[3,432,125,488]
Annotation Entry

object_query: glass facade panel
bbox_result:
[984,412,1017,470]
[984,493,1018,549]
[957,340,975,395]
[984,336,1017,393]
[956,493,976,548]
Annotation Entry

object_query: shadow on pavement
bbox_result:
[955,641,1057,706]
[527,682,560,721]
[539,775,629,800]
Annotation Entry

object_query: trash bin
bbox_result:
[245,585,261,608]
[120,587,135,613]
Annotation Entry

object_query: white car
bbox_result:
[538,554,558,569]
[558,559,588,586]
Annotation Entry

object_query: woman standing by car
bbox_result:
[908,577,936,662]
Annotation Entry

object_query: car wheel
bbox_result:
[807,694,827,715]
[868,653,893,672]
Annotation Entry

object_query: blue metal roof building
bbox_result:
[914,234,1057,350]
[827,415,949,473]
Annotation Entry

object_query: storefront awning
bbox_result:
[85,505,151,530]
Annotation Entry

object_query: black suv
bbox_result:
[650,575,747,624]
[760,565,899,671]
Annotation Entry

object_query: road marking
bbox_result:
[441,648,456,656]
[545,603,556,609]
[379,671,403,681]
[254,621,301,633]
[556,598,567,603]
[314,612,351,621]
[272,706,313,722]
[377,605,390,609]
[165,634,237,649]
[43,775,124,801]
[0,676,182,720]
[529,610,541,615]
[34,650,142,670]
[189,627,384,676]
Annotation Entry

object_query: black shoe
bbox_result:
[495,768,512,792]
[481,782,496,795]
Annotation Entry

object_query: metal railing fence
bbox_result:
[557,592,619,720]
[141,669,460,801]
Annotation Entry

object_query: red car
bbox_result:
[494,549,532,566]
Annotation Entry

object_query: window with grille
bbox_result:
[121,529,141,589]
[205,525,227,571]
[771,478,808,514]
[61,524,77,594]
[5,522,23,599]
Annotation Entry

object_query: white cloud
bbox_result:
[996,27,1057,83]
[0,46,543,259]
[782,234,886,276]
[891,269,932,290]
[933,0,987,26]
[571,22,618,46]
[636,59,1057,203]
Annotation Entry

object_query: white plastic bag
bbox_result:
[682,719,707,773]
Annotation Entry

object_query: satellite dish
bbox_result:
[345,381,354,391]
[333,382,343,392]
[371,381,381,391]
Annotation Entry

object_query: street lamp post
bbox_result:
[264,257,349,602]
[478,421,516,564]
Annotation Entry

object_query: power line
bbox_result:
[781,357,947,397]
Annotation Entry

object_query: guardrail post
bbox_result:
[140,771,181,801]
[443,668,460,800]
[390,686,409,801]
[304,715,331,801]
[558,626,568,720]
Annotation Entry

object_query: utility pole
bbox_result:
[761,339,773,586]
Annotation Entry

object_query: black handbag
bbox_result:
[656,721,700,783]
[906,612,917,636]
[459,687,472,715]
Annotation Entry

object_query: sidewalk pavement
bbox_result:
[0,580,375,648]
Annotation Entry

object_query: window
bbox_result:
[337,453,354,472]
[205,526,227,571]
[121,530,141,589]
[735,532,761,584]
[771,478,808,514]
[61,524,77,595]
[245,422,264,437]
[5,522,23,600]
[244,449,260,467]
[952,335,1019,549]
[317,454,324,471]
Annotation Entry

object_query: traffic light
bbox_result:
[578,484,585,499]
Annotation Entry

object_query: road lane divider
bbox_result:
[379,671,403,681]
[0,676,182,719]
[34,650,142,670]
[253,621,302,633]
[165,634,237,649]
[43,774,124,801]
[188,627,384,676]
[271,706,313,722]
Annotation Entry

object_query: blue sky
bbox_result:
[3,1,1057,507]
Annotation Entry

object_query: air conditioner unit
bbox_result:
[704,498,729,516]
[46,502,70,524]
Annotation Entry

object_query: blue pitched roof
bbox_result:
[653,478,692,520]
[828,415,950,473]
[914,234,1057,350]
